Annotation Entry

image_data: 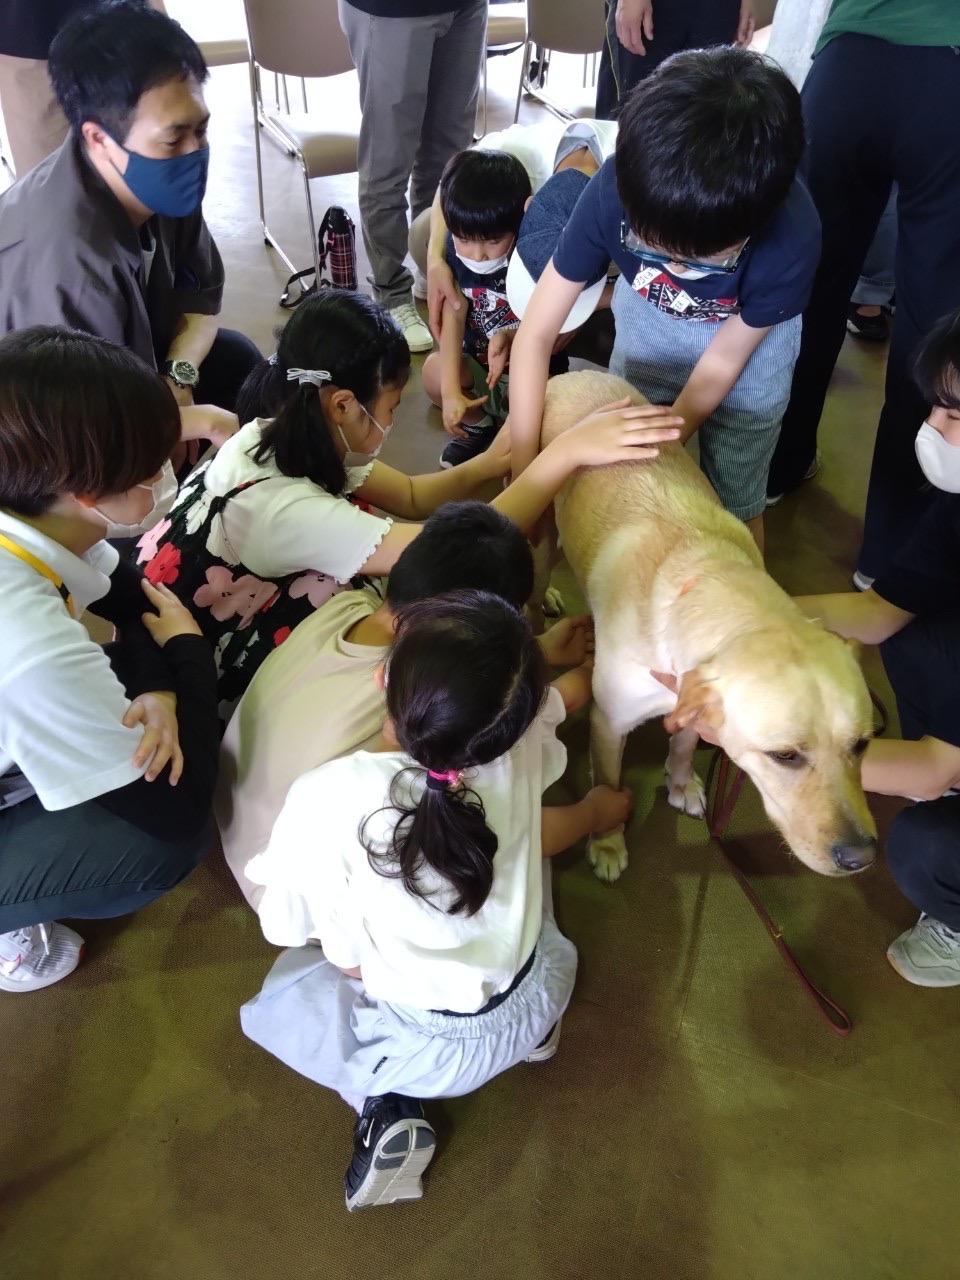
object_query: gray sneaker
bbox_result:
[886,913,960,987]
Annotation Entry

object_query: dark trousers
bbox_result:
[595,0,738,120]
[767,36,960,579]
[880,608,960,928]
[0,799,212,933]
[194,327,263,414]
[887,796,960,930]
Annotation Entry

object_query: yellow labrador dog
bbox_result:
[536,370,877,883]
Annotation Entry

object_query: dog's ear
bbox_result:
[664,667,725,735]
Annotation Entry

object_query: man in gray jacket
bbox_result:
[0,1,259,447]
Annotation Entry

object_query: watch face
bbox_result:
[169,359,199,386]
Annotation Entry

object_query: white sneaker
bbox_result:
[526,1018,562,1062]
[389,302,433,354]
[852,570,875,592]
[412,269,428,301]
[0,921,84,992]
[886,913,960,987]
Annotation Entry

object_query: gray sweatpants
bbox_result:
[338,0,487,309]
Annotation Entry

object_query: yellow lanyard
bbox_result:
[0,532,76,619]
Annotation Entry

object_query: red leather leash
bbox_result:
[703,749,853,1036]
[700,693,889,1037]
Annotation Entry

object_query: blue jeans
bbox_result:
[851,189,897,309]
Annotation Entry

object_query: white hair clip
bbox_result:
[286,367,331,387]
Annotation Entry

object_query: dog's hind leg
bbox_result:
[587,701,631,883]
[664,725,707,819]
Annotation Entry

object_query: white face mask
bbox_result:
[915,420,960,493]
[667,263,716,281]
[94,460,178,539]
[456,252,509,276]
[339,406,390,470]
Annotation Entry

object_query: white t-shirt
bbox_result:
[246,685,568,1014]
[0,511,145,811]
[478,118,618,196]
[217,587,388,908]
[186,417,393,582]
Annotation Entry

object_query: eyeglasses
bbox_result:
[620,222,749,275]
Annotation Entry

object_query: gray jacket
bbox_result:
[0,136,224,368]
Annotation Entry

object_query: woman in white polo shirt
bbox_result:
[240,590,632,1211]
[0,327,220,993]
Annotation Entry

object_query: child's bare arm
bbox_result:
[438,297,486,434]
[671,313,771,442]
[541,785,633,856]
[508,261,588,481]
[550,662,593,714]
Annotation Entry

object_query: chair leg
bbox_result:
[282,75,291,113]
[514,38,530,121]
[250,60,268,235]
[480,56,488,137]
[302,163,322,283]
[300,77,308,112]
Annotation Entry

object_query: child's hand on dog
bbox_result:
[563,397,683,465]
[587,784,634,833]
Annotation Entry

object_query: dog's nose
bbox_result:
[831,836,877,872]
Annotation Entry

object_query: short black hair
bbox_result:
[50,0,208,141]
[615,46,805,258]
[386,501,533,612]
[0,326,180,515]
[440,149,532,242]
[915,308,960,411]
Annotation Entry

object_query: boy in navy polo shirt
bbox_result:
[508,45,819,547]
[422,149,530,468]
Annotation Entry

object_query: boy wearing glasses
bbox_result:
[508,46,818,548]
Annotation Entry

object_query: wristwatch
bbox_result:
[163,358,200,389]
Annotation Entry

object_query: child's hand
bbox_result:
[140,578,203,647]
[539,615,594,667]
[587,784,634,833]
[563,398,682,467]
[442,389,488,436]
[486,330,516,390]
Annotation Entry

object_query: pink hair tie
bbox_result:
[426,768,462,791]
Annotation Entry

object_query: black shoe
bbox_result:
[846,304,890,343]
[439,415,498,469]
[344,1094,437,1211]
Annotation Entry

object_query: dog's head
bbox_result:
[667,621,877,876]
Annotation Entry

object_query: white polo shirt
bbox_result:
[0,511,145,811]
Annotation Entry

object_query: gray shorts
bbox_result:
[610,276,803,521]
[240,914,577,1113]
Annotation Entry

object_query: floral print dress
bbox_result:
[137,459,379,706]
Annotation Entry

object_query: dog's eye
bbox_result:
[852,737,870,757]
[766,749,805,768]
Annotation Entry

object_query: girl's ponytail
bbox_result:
[361,590,548,917]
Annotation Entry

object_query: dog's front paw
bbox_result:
[543,586,565,618]
[666,772,707,819]
[588,832,628,882]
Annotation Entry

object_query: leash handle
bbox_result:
[703,750,853,1037]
